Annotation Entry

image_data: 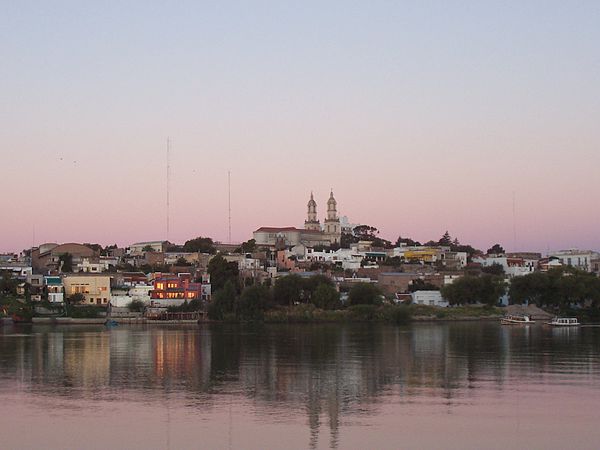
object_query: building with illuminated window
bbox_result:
[150,274,205,304]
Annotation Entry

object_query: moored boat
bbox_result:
[501,314,535,325]
[547,317,579,327]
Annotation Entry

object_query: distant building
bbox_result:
[32,243,97,273]
[45,276,64,303]
[472,255,536,277]
[63,274,111,306]
[128,241,170,256]
[548,249,599,272]
[412,290,448,307]
[253,191,342,248]
[150,273,211,305]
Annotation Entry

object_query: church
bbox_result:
[253,191,342,248]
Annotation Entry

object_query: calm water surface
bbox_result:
[1,322,599,449]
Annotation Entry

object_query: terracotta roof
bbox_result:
[254,227,301,232]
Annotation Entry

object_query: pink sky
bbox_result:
[2,2,599,254]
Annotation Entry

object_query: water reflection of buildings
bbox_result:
[1,323,600,448]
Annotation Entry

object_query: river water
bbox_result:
[0,322,599,449]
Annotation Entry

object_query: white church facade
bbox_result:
[253,191,342,248]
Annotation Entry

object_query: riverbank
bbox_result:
[262,304,505,324]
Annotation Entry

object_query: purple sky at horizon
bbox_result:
[2,1,600,254]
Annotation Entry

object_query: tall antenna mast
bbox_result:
[512,191,517,251]
[228,170,232,244]
[166,137,171,241]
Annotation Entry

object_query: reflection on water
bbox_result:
[1,322,600,449]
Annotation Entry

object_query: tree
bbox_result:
[481,263,505,275]
[84,243,102,253]
[127,299,145,312]
[352,225,392,248]
[208,280,237,320]
[441,275,505,305]
[207,254,239,291]
[142,245,155,252]
[0,271,19,296]
[486,244,505,255]
[438,231,452,246]
[273,274,304,306]
[395,235,420,247]
[59,253,73,272]
[408,278,440,293]
[68,293,85,305]
[312,283,341,310]
[183,236,216,254]
[340,232,359,249]
[235,239,257,254]
[348,282,382,306]
[235,285,270,321]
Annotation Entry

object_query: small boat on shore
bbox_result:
[547,317,579,327]
[501,314,535,325]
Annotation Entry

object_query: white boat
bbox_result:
[547,317,580,327]
[501,314,535,325]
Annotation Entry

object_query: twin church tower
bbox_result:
[304,191,341,244]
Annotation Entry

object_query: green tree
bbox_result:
[68,292,85,305]
[208,280,237,320]
[235,285,270,321]
[312,283,341,310]
[127,299,145,312]
[273,274,304,306]
[0,272,19,296]
[408,278,440,293]
[441,275,505,305]
[183,236,216,254]
[59,253,73,272]
[438,231,452,246]
[486,244,505,255]
[207,254,239,291]
[142,245,155,252]
[481,263,505,275]
[348,282,382,306]
[235,239,257,254]
[395,235,420,247]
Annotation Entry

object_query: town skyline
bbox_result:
[4,2,600,253]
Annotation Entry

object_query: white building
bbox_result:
[548,249,599,272]
[472,255,535,277]
[412,290,448,307]
[128,241,170,256]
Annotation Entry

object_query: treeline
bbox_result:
[509,267,600,309]
[208,273,384,322]
[440,267,600,311]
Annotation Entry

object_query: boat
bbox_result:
[547,317,579,327]
[104,319,119,327]
[501,314,535,325]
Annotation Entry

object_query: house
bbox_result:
[472,255,536,277]
[32,243,97,273]
[150,273,210,306]
[128,241,170,256]
[63,274,111,306]
[45,276,64,303]
[412,290,448,307]
[548,249,599,272]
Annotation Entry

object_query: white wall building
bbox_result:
[472,255,535,277]
[549,249,599,272]
[412,290,448,307]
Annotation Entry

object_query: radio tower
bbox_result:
[166,137,171,241]
[228,170,232,244]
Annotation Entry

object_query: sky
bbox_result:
[2,1,600,254]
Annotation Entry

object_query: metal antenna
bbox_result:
[167,137,171,241]
[512,191,517,251]
[228,170,232,244]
